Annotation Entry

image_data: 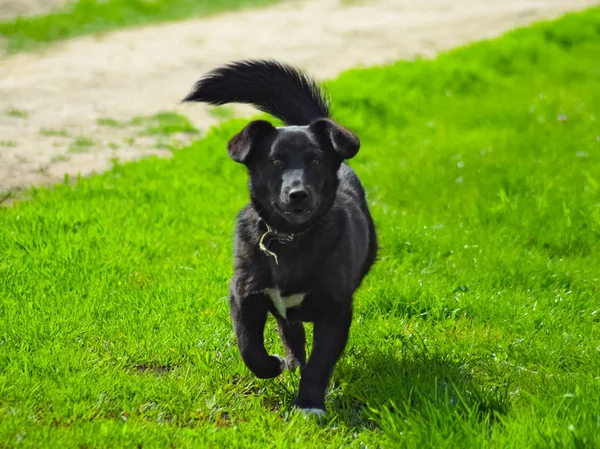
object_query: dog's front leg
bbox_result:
[230,293,287,379]
[278,320,306,371]
[294,307,352,414]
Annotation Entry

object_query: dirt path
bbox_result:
[0,0,597,193]
[0,0,71,20]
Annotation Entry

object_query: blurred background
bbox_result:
[0,0,595,196]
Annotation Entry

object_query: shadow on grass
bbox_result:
[326,345,510,435]
[208,332,510,438]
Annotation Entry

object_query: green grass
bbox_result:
[68,136,95,153]
[0,140,17,147]
[50,154,71,163]
[132,111,198,136]
[208,106,236,120]
[2,8,600,448]
[96,118,123,128]
[0,0,285,55]
[5,108,28,118]
[98,111,198,135]
[40,128,70,137]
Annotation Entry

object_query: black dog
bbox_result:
[183,60,377,415]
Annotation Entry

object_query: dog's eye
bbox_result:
[311,159,321,167]
[272,159,282,167]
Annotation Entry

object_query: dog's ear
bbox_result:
[310,118,360,159]
[227,120,275,163]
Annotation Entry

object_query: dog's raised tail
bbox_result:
[182,60,330,126]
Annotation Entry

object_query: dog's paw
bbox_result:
[285,354,304,372]
[272,354,287,373]
[299,408,326,417]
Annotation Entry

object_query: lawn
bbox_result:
[0,0,285,54]
[1,7,600,448]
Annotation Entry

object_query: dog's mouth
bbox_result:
[288,207,311,216]
[273,202,315,223]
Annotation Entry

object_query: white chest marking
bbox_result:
[264,288,305,319]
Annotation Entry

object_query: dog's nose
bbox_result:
[288,187,309,203]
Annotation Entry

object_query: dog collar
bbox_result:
[257,217,307,265]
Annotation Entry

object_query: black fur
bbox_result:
[182,59,330,125]
[184,60,378,413]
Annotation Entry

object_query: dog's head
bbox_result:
[228,118,360,230]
